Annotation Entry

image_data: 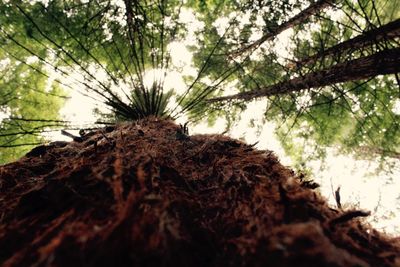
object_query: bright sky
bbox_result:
[37,3,400,236]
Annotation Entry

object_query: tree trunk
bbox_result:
[231,0,335,57]
[208,47,400,102]
[295,19,400,67]
[0,118,399,267]
[356,145,400,160]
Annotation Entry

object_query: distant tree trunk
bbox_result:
[208,47,400,103]
[295,19,400,67]
[356,145,400,160]
[231,0,335,57]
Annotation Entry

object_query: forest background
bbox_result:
[0,0,399,234]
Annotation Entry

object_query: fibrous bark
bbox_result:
[0,118,399,266]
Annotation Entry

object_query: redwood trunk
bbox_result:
[232,0,335,57]
[208,47,400,102]
[296,19,400,67]
[1,118,399,267]
[357,145,400,160]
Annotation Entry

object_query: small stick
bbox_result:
[61,130,83,142]
[329,210,371,227]
[249,141,259,147]
[335,186,342,209]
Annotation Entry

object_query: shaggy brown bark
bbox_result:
[1,118,399,266]
[208,47,400,102]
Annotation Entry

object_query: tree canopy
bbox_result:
[0,0,399,168]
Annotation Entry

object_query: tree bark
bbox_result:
[1,118,400,267]
[231,0,335,57]
[295,19,400,67]
[208,47,400,102]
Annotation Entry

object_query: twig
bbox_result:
[329,210,371,227]
[335,186,342,209]
[61,130,83,142]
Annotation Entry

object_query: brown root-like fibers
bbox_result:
[0,118,399,266]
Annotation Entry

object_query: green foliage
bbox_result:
[271,77,400,170]
[0,61,66,164]
[267,0,400,168]
[0,1,70,164]
[0,0,399,170]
